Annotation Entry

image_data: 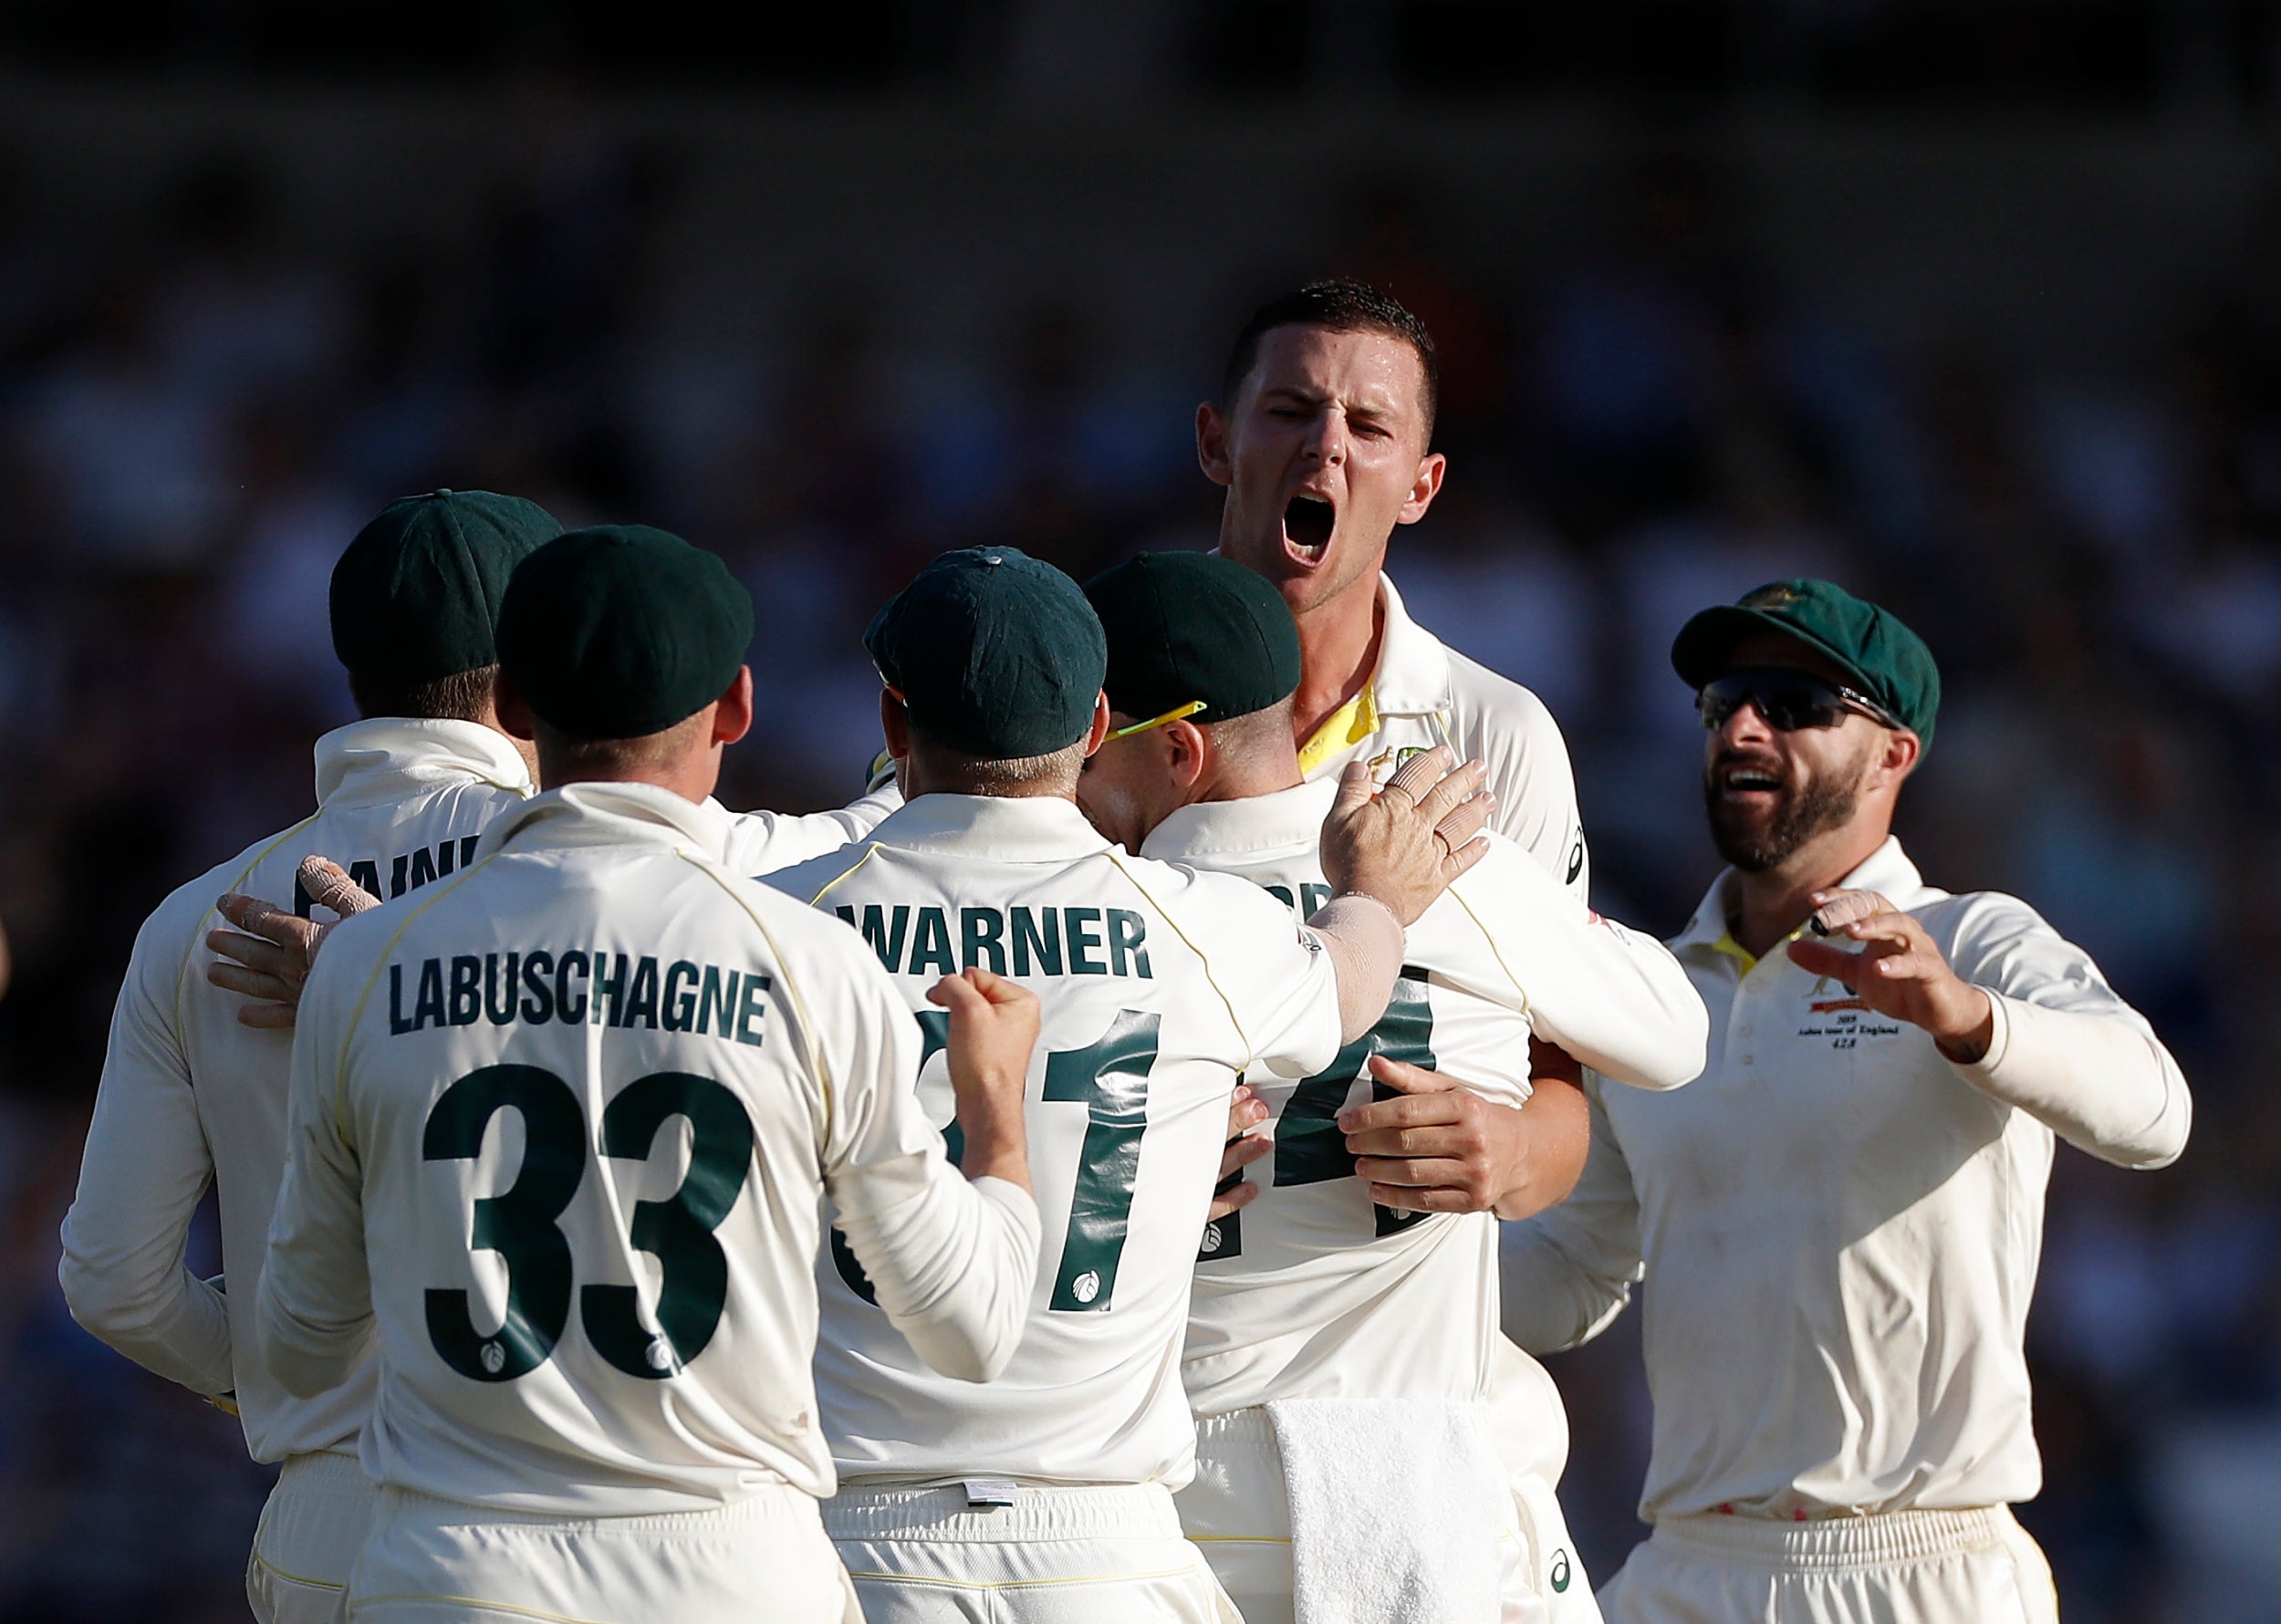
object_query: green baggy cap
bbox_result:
[329,489,564,683]
[1085,551,1301,724]
[497,525,755,741]
[1672,578,1942,745]
[865,547,1107,759]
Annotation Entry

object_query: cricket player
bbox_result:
[764,545,1493,1622]
[256,524,1045,1624]
[1502,580,2193,1624]
[1202,277,1599,1219]
[59,489,566,1624]
[1077,551,1706,1624]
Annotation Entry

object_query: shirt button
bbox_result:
[1739,1052,1755,1065]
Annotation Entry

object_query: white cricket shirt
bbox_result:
[1297,573,1590,902]
[61,718,535,1463]
[255,783,1039,1514]
[766,794,1345,1491]
[1150,780,1703,1418]
[1503,837,2192,1522]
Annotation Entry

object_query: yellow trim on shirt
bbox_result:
[681,851,838,1137]
[1296,682,1378,776]
[1102,849,1255,1069]
[1708,931,1757,973]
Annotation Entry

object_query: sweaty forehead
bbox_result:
[1246,325,1427,420]
[1723,629,1854,687]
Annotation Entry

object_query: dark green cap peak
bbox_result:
[1672,578,1942,745]
[865,547,1107,759]
[497,525,754,741]
[329,488,563,684]
[1085,551,1300,724]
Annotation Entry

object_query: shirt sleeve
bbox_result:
[255,947,378,1400]
[57,907,234,1396]
[1437,840,1708,1091]
[1160,869,1342,1078]
[1942,896,2192,1170]
[1499,1077,1643,1353]
[1449,662,1590,904]
[724,786,903,877]
[806,936,1040,1384]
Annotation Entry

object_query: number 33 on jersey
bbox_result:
[255,786,1036,1517]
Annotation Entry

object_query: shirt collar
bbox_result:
[312,718,533,807]
[474,781,736,863]
[1672,836,1930,966]
[1139,778,1338,862]
[865,793,1112,862]
[1369,571,1454,717]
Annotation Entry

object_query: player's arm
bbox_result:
[1311,746,1494,1041]
[1340,1040,1590,1219]
[57,911,234,1396]
[1789,889,2190,1169]
[725,784,904,877]
[1498,1075,1643,1353]
[205,858,380,1028]
[1441,839,1707,1091]
[255,953,376,1398]
[818,960,1041,1384]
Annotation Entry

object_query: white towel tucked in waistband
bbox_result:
[1266,1396,1505,1624]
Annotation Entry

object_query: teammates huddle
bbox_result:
[59,282,2189,1624]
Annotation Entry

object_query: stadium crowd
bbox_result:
[0,127,2273,1622]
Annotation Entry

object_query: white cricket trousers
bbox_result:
[824,1480,1241,1622]
[1174,1406,1601,1624]
[1596,1505,2060,1624]
[343,1479,859,1623]
[247,1449,377,1624]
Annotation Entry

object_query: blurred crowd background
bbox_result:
[2,3,2280,1619]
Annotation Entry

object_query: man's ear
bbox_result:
[880,689,912,758]
[1081,692,1112,759]
[1196,401,1234,488]
[1165,717,1210,794]
[711,666,755,747]
[495,671,536,740]
[1396,450,1448,526]
[1879,728,1922,786]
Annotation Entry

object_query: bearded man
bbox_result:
[1499,579,2191,1624]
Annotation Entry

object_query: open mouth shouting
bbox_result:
[1282,493,1336,565]
[1713,758,1786,807]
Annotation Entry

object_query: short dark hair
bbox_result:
[1219,278,1440,442]
[348,663,498,724]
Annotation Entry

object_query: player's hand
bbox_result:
[1207,1082,1272,1224]
[205,859,381,1029]
[1318,746,1493,926]
[1341,1054,1588,1220]
[930,968,1038,1192]
[1786,889,1995,1061]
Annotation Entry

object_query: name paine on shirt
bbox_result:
[388,951,773,1046]
[835,903,1153,980]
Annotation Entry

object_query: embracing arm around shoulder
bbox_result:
[58,913,234,1395]
[1789,890,2191,1170]
[1443,840,1708,1092]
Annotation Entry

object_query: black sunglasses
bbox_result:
[1697,668,1902,734]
